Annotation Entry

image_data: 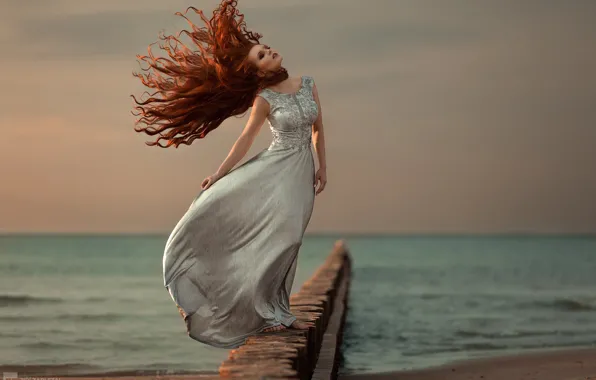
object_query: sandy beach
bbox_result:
[339,348,596,380]
[1,347,594,379]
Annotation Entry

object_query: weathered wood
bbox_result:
[218,240,352,380]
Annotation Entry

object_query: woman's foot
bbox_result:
[289,320,310,330]
[262,324,287,332]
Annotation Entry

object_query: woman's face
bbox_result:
[247,44,282,75]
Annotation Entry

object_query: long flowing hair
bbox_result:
[130,0,288,148]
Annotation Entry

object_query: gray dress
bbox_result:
[162,75,318,349]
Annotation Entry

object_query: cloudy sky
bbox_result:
[1,0,594,234]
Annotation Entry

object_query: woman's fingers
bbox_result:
[315,178,326,195]
[201,177,211,190]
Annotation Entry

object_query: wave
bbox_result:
[455,329,553,339]
[405,339,596,357]
[55,313,125,321]
[404,342,506,356]
[82,296,108,302]
[19,340,147,350]
[0,294,63,307]
[0,312,126,322]
[0,294,139,307]
[18,341,80,349]
[534,298,596,312]
[0,363,101,376]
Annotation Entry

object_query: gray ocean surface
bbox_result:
[1,234,595,376]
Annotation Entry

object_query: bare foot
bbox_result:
[289,320,310,330]
[262,324,287,332]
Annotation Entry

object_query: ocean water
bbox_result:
[339,235,596,375]
[1,235,595,376]
[0,234,334,376]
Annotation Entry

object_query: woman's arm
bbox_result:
[214,96,269,178]
[311,82,327,195]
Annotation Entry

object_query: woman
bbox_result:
[131,0,327,348]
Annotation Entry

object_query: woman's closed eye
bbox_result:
[258,46,271,59]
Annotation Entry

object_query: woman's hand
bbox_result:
[314,167,327,195]
[201,172,222,190]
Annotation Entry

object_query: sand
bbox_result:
[2,347,595,379]
[339,347,596,380]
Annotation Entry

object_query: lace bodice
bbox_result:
[257,76,318,151]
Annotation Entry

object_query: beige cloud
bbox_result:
[1,0,595,234]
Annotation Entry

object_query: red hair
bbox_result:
[131,0,288,148]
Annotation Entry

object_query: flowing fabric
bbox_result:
[162,76,318,348]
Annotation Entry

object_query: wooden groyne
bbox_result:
[218,239,352,380]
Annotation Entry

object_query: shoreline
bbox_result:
[339,346,596,380]
[0,365,220,378]
[2,347,595,379]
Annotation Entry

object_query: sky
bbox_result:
[0,0,595,235]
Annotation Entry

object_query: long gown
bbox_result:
[162,75,319,349]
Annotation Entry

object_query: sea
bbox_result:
[1,234,595,376]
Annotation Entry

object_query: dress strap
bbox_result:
[302,76,314,91]
[256,88,274,105]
